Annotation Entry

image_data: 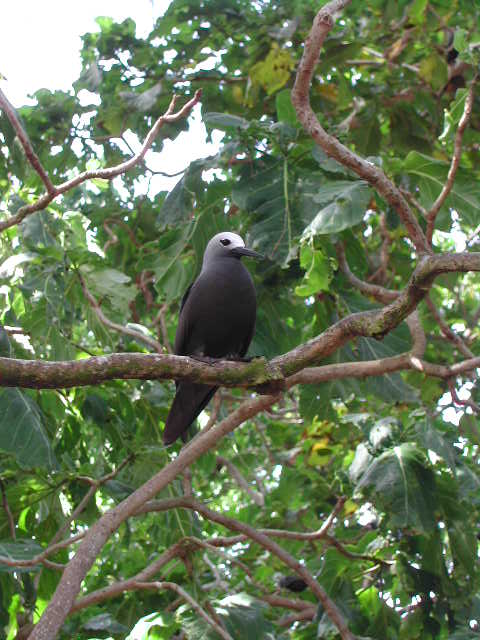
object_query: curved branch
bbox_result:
[27,393,279,640]
[426,79,476,244]
[133,581,234,640]
[0,88,55,195]
[216,455,265,506]
[291,0,430,254]
[157,498,357,640]
[0,91,202,233]
[2,252,480,390]
[78,273,163,354]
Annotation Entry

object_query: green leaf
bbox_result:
[356,443,437,533]
[295,244,331,296]
[448,521,477,573]
[301,180,371,236]
[0,389,56,469]
[250,45,294,95]
[232,159,299,265]
[204,112,249,130]
[275,89,298,126]
[408,0,428,25]
[80,266,136,314]
[83,613,128,634]
[418,53,448,91]
[0,328,12,357]
[415,419,456,469]
[0,540,44,572]
[403,151,480,228]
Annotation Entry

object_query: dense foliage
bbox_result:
[1,0,480,638]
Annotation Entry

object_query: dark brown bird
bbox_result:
[163,232,262,445]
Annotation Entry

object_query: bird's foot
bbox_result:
[189,355,220,365]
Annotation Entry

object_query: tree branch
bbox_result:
[291,0,430,254]
[216,455,265,506]
[78,272,164,354]
[133,581,234,640]
[2,252,479,391]
[27,393,280,640]
[0,88,55,195]
[0,91,202,233]
[155,498,358,640]
[426,80,476,244]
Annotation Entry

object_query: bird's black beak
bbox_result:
[231,246,264,260]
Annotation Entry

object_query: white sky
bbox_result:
[1,0,169,106]
[0,0,222,192]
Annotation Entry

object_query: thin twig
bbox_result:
[133,580,234,640]
[49,457,133,547]
[78,272,163,353]
[447,379,480,414]
[0,88,55,195]
[217,455,265,506]
[0,479,15,539]
[426,80,476,244]
[425,295,474,359]
[0,90,202,233]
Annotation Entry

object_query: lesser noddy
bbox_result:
[163,231,262,445]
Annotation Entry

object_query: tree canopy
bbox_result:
[1,0,480,638]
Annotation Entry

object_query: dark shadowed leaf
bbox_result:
[0,389,56,469]
[356,443,437,533]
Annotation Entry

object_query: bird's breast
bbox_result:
[181,259,256,358]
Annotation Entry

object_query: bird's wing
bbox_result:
[179,282,193,313]
[174,282,194,355]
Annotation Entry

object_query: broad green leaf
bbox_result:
[0,540,43,572]
[80,265,136,314]
[232,159,299,265]
[403,151,480,228]
[418,53,448,91]
[415,419,456,469]
[295,244,331,296]
[448,521,477,572]
[275,89,298,126]
[409,0,428,24]
[356,443,437,533]
[0,389,56,469]
[83,613,128,634]
[301,180,371,236]
[204,112,249,130]
[182,593,273,640]
[250,45,294,95]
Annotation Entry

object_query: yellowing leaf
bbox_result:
[250,44,294,95]
[312,437,331,451]
[418,54,448,91]
[343,499,358,515]
[315,84,338,103]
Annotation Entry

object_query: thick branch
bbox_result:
[1,252,479,392]
[0,352,279,388]
[291,0,430,254]
[0,91,202,233]
[28,393,279,640]
[271,252,480,377]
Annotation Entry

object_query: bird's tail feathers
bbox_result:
[163,383,217,445]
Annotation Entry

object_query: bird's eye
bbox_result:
[220,238,231,246]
